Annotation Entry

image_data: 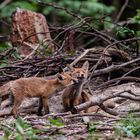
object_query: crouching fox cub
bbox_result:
[0,72,76,117]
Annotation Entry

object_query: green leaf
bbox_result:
[48,117,64,127]
[2,127,11,140]
[115,114,140,138]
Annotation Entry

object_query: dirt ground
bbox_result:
[0,82,140,139]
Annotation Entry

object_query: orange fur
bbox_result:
[0,72,76,117]
[62,61,116,114]
[62,61,89,113]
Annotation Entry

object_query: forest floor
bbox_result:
[0,82,139,140]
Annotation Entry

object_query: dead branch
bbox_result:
[88,37,140,80]
[116,66,140,84]
[104,37,140,52]
[118,94,140,101]
[25,112,71,120]
[0,107,12,117]
[75,29,111,44]
[0,54,75,85]
[0,48,15,59]
[114,0,129,23]
[93,57,140,77]
[64,113,116,119]
[73,90,140,116]
[68,48,96,67]
[99,104,118,116]
[96,76,140,89]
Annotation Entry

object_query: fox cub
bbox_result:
[62,61,115,113]
[62,61,89,113]
[0,72,76,117]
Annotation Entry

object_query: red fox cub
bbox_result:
[62,61,89,113]
[0,72,77,117]
[62,61,115,113]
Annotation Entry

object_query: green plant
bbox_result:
[0,117,64,140]
[0,44,20,67]
[1,117,39,140]
[37,41,53,56]
[0,43,9,52]
[0,1,37,20]
[0,59,8,67]
[47,117,64,127]
[42,0,114,29]
[131,9,140,24]
[0,0,114,29]
[88,121,98,133]
[86,121,99,140]
[115,27,135,38]
[114,114,140,138]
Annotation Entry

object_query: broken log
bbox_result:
[11,8,55,57]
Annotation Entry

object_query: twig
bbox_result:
[114,0,129,23]
[64,113,116,119]
[104,37,140,52]
[31,1,83,21]
[116,66,140,84]
[66,127,87,136]
[64,48,96,71]
[76,29,111,44]
[0,48,15,59]
[23,44,40,60]
[24,112,70,120]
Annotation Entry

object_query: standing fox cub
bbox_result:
[62,61,89,113]
[0,72,76,117]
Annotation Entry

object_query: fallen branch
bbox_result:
[0,107,12,117]
[96,76,140,89]
[64,113,116,119]
[64,48,96,70]
[93,57,140,77]
[116,66,140,84]
[73,90,139,116]
[25,112,71,120]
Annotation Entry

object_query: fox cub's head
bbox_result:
[67,61,89,79]
[56,72,77,87]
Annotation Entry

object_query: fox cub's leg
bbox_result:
[42,97,49,115]
[62,97,71,112]
[81,92,90,113]
[71,96,81,114]
[63,103,71,112]
[11,96,23,118]
[37,98,43,116]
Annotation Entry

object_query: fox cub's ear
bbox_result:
[57,74,64,81]
[82,61,89,71]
